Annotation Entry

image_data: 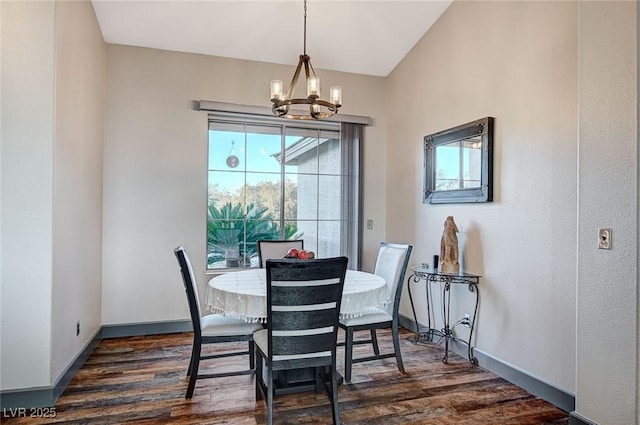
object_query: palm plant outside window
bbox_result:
[207,117,360,270]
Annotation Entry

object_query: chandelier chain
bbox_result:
[303,0,307,56]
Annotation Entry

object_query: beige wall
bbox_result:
[1,0,105,390]
[1,0,56,389]
[388,0,639,421]
[102,46,387,324]
[51,0,105,382]
[387,0,578,393]
[577,1,638,424]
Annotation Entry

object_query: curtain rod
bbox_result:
[194,100,372,126]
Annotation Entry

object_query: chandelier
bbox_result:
[270,0,342,120]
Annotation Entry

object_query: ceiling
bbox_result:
[91,0,452,77]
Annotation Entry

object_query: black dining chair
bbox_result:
[339,242,412,382]
[257,239,304,268]
[174,246,262,398]
[254,257,348,425]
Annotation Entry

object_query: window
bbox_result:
[207,114,362,270]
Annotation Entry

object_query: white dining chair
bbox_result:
[174,245,262,398]
[257,239,304,268]
[338,242,413,382]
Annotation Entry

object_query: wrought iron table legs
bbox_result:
[407,272,479,365]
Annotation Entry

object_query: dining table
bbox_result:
[205,268,390,323]
[205,267,390,395]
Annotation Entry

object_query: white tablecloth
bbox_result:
[205,269,390,323]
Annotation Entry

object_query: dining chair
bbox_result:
[257,239,304,268]
[174,246,262,399]
[254,256,349,425]
[339,242,413,382]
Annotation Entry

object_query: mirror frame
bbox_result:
[423,117,494,204]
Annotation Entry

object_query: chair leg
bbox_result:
[344,328,354,383]
[249,340,255,370]
[330,367,341,425]
[370,329,380,356]
[187,339,197,376]
[255,350,264,401]
[391,322,404,372]
[266,367,274,425]
[314,367,323,393]
[186,340,201,399]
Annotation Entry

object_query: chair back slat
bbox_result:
[271,280,341,308]
[266,257,348,370]
[258,239,304,268]
[270,308,337,332]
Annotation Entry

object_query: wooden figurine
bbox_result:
[440,216,459,274]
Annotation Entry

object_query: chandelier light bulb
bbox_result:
[307,76,320,98]
[330,86,342,106]
[271,80,284,100]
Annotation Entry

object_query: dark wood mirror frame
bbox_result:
[423,117,494,204]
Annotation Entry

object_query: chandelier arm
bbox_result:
[272,105,288,117]
[303,57,311,80]
[277,98,337,109]
[285,111,334,120]
[286,55,305,100]
[273,98,337,119]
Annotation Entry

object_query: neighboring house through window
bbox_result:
[207,112,362,270]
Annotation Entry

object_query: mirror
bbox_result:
[424,117,494,204]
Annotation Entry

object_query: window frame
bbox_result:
[206,112,362,271]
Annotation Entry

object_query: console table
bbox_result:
[407,265,480,364]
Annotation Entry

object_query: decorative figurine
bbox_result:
[440,216,459,274]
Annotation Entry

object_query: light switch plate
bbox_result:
[598,228,612,250]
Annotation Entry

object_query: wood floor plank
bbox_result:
[1,329,569,424]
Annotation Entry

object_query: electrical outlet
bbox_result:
[76,321,80,336]
[463,314,470,328]
[598,228,612,250]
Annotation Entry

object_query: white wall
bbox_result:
[1,0,56,390]
[102,46,387,325]
[51,0,105,382]
[576,1,638,424]
[387,0,579,393]
[0,0,105,391]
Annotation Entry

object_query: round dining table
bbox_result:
[205,268,390,323]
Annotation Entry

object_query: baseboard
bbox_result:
[0,387,56,412]
[1,327,102,410]
[569,411,599,425]
[398,314,576,413]
[101,319,192,338]
[53,328,103,401]
[0,320,192,410]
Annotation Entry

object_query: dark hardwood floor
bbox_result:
[3,328,569,424]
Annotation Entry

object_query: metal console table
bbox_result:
[407,265,480,364]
